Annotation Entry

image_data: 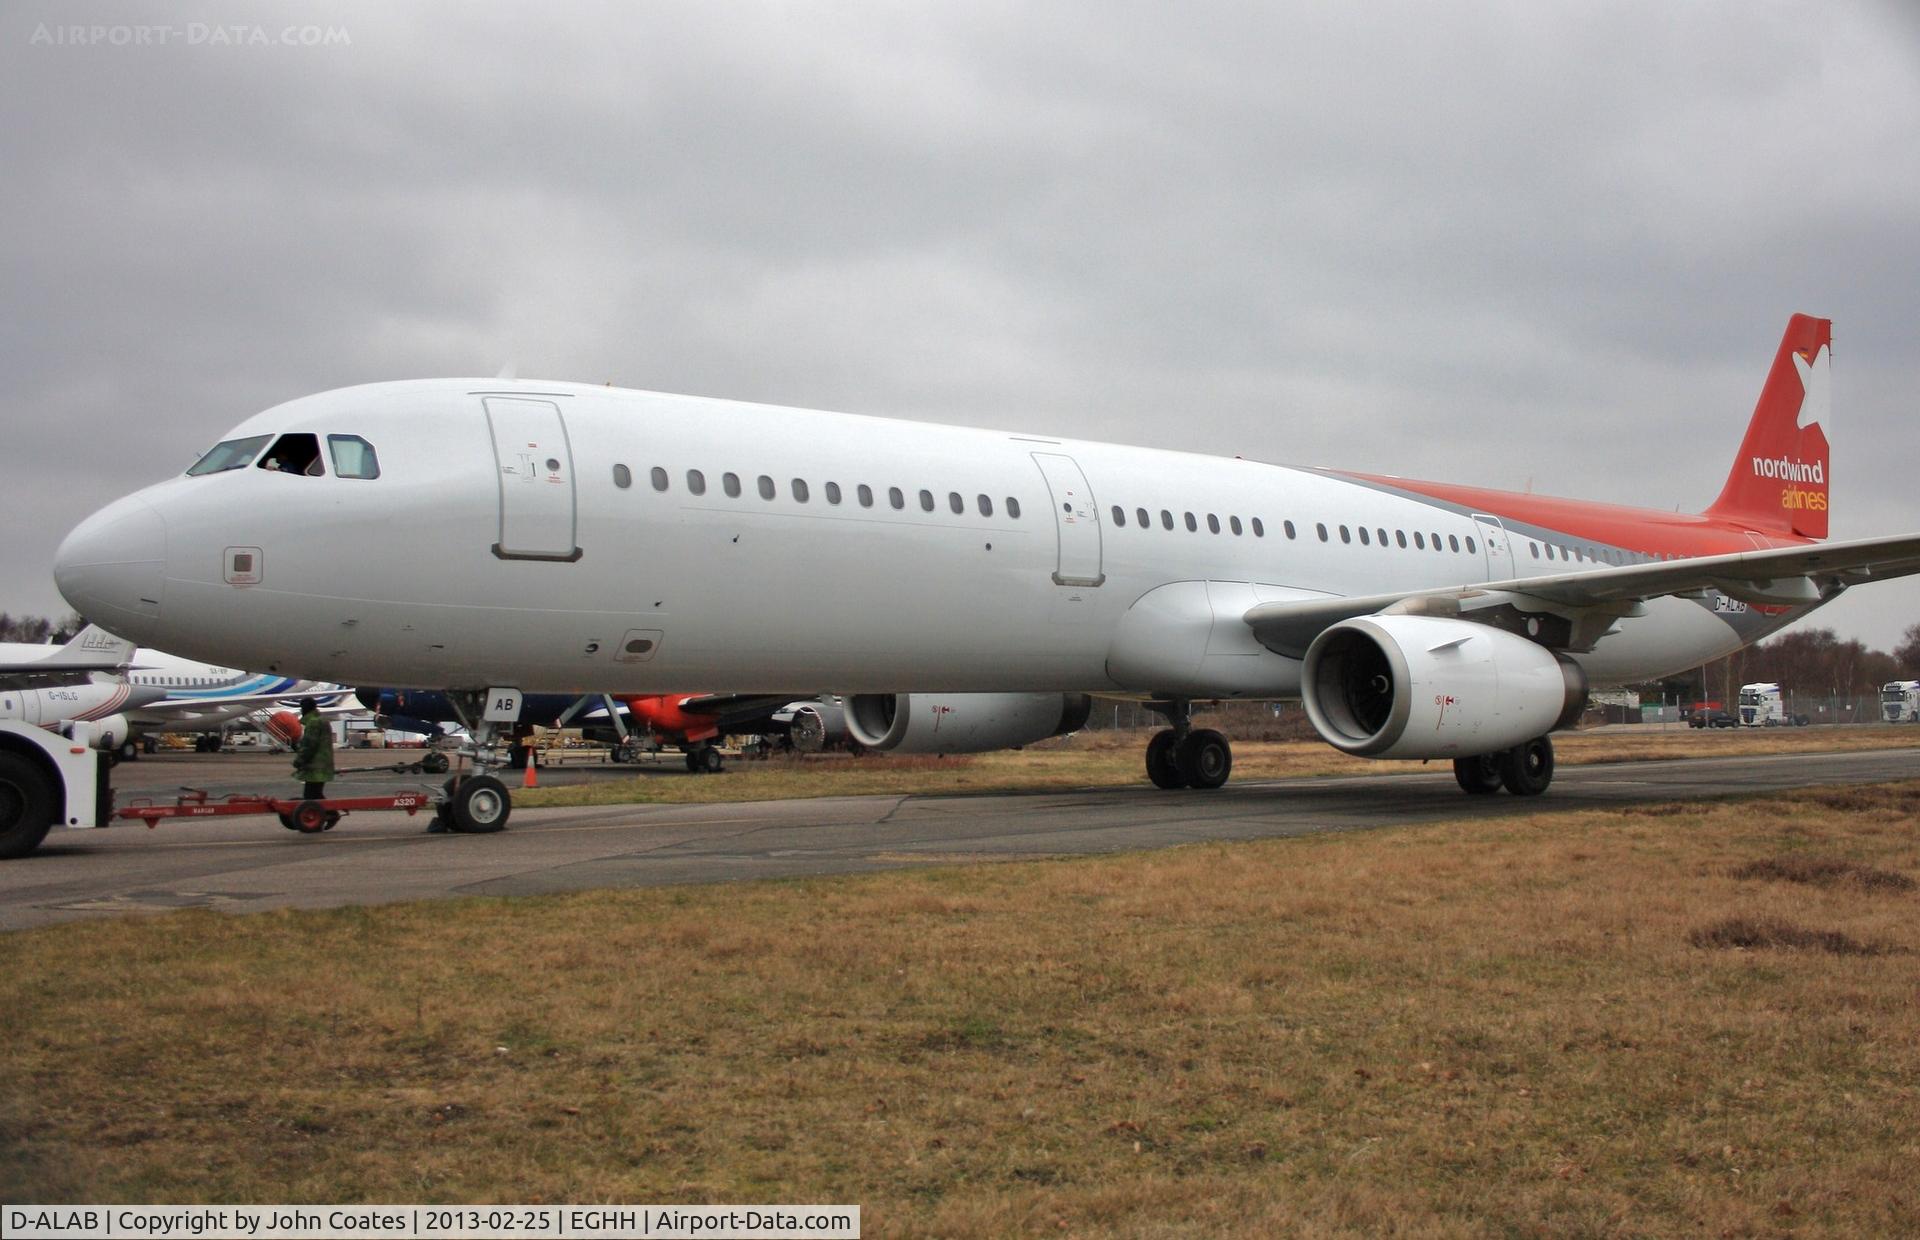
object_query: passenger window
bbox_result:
[188,434,273,476]
[1465,536,1476,554]
[1111,505,1126,527]
[978,494,993,517]
[1414,532,1425,550]
[1207,514,1221,534]
[792,478,810,502]
[1184,512,1198,532]
[1339,525,1351,544]
[1230,515,1242,535]
[949,492,964,515]
[687,469,707,495]
[757,475,776,500]
[1395,530,1407,548]
[858,484,874,508]
[889,487,905,510]
[1316,523,1328,542]
[1449,535,1460,552]
[825,481,842,504]
[919,489,935,512]
[1007,497,1021,519]
[1161,510,1174,530]
[1530,542,1539,558]
[328,435,380,479]
[1431,532,1442,551]
[1136,507,1150,528]
[258,433,324,476]
[651,467,670,492]
[613,464,632,489]
[1358,526,1371,546]
[723,472,742,498]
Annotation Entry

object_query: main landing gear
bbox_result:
[683,743,725,774]
[1453,735,1555,796]
[1143,699,1233,791]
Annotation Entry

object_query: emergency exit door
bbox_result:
[1031,452,1105,587]
[484,397,581,561]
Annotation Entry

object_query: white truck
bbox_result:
[1882,681,1920,723]
[0,719,111,858]
[1737,682,1808,727]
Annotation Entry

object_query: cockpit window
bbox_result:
[258,433,325,476]
[328,434,380,479]
[186,435,272,476]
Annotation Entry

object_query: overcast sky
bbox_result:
[4,2,1917,653]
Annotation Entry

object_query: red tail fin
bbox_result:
[1705,314,1831,539]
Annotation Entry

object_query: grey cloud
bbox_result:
[3,1,1917,647]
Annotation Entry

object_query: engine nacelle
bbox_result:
[67,714,133,752]
[1301,616,1587,759]
[845,693,1093,755]
[785,700,847,752]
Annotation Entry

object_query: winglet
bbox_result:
[1704,314,1831,539]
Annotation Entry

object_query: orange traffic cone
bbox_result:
[522,745,538,788]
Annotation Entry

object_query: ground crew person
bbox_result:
[293,696,335,800]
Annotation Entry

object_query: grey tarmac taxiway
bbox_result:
[3,747,1915,931]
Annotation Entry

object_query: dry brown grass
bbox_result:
[519,724,1920,809]
[4,782,1919,1234]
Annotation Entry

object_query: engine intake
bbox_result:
[1301,616,1587,759]
[845,693,1093,755]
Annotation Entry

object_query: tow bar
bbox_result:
[115,788,437,834]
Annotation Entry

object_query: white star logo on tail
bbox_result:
[1793,345,1830,431]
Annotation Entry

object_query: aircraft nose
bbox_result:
[54,495,168,640]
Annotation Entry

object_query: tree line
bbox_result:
[1641,623,1920,706]
[0,612,87,645]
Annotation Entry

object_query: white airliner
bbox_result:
[0,626,351,759]
[51,315,1920,830]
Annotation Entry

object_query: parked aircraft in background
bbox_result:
[0,626,351,760]
[55,315,1920,831]
[358,687,852,771]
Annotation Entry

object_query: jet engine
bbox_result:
[1301,616,1586,760]
[66,714,132,752]
[844,693,1094,755]
[785,699,847,752]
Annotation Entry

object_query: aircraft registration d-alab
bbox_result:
[54,314,1920,830]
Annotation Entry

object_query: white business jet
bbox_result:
[52,315,1920,831]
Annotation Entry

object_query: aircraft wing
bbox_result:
[673,694,818,731]
[0,624,137,691]
[1245,531,1920,658]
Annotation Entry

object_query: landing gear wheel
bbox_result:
[610,744,634,764]
[1176,729,1232,790]
[0,751,55,860]
[117,740,139,763]
[697,746,725,774]
[1453,754,1503,794]
[420,751,450,775]
[290,800,331,833]
[1499,736,1555,796]
[277,811,301,832]
[446,774,511,833]
[1145,729,1186,790]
